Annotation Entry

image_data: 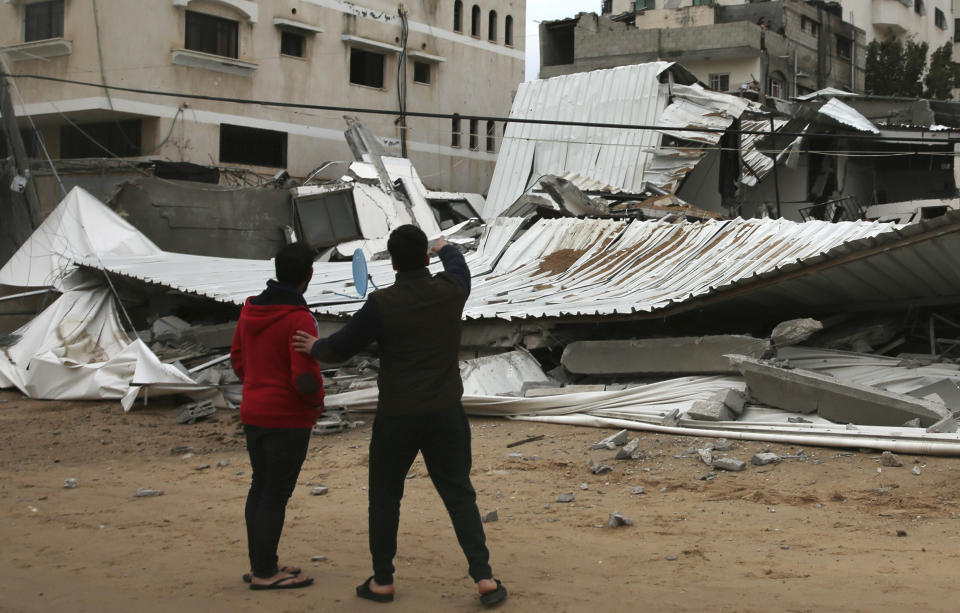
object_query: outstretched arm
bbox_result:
[293,299,381,362]
[432,237,471,298]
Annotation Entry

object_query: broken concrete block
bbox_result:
[63,478,78,489]
[615,438,640,460]
[880,451,903,467]
[556,493,575,503]
[926,413,959,434]
[589,460,613,475]
[135,487,164,497]
[662,408,680,426]
[607,511,634,528]
[712,458,746,472]
[590,430,629,450]
[481,510,499,523]
[561,336,770,376]
[631,486,645,495]
[310,486,329,496]
[902,418,921,428]
[686,400,735,422]
[175,400,216,425]
[733,355,951,427]
[524,384,606,398]
[711,389,747,415]
[697,448,713,465]
[912,465,922,476]
[151,315,190,337]
[771,318,823,347]
[751,453,781,466]
[907,380,960,409]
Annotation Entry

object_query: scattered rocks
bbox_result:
[686,399,734,422]
[880,451,903,467]
[696,448,713,465]
[556,493,575,503]
[481,509,499,523]
[579,483,589,490]
[615,438,641,460]
[135,487,164,497]
[311,555,328,562]
[912,465,922,476]
[711,438,735,452]
[589,459,613,475]
[217,459,230,468]
[751,453,781,466]
[310,486,329,496]
[589,429,629,450]
[606,511,634,528]
[712,457,747,472]
[63,478,78,489]
[631,486,645,495]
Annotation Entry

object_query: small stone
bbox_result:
[481,509,499,523]
[896,530,908,537]
[665,555,678,561]
[616,438,641,460]
[506,452,523,459]
[751,453,781,466]
[697,448,713,465]
[631,486,645,495]
[606,511,634,528]
[135,487,163,497]
[711,389,747,415]
[780,544,790,550]
[311,555,327,562]
[63,478,78,489]
[311,486,329,496]
[589,460,613,475]
[712,457,747,472]
[217,459,230,468]
[170,446,192,455]
[556,493,575,503]
[589,429,629,450]
[696,472,717,481]
[912,465,922,476]
[711,438,734,451]
[194,464,211,471]
[580,483,589,490]
[881,451,903,467]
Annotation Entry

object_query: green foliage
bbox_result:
[924,42,955,100]
[865,38,904,96]
[901,40,928,97]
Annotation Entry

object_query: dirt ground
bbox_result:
[2,390,960,613]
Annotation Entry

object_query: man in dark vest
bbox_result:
[292,225,506,607]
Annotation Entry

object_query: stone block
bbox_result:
[615,438,640,460]
[712,457,746,472]
[686,400,735,422]
[590,429,629,450]
[561,335,770,375]
[751,453,781,466]
[712,388,747,414]
[770,318,823,347]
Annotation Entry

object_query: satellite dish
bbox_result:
[352,248,369,297]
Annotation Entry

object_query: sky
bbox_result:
[524,0,597,81]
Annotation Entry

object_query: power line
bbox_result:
[3,71,958,144]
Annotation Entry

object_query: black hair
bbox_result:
[274,242,316,285]
[387,225,428,271]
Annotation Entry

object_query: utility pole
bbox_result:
[1,73,42,229]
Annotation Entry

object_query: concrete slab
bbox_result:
[686,400,734,422]
[906,380,960,409]
[561,336,770,375]
[732,356,952,428]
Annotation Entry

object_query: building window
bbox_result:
[543,23,575,66]
[350,48,385,88]
[469,119,478,150]
[488,10,497,42]
[708,73,730,92]
[505,15,513,46]
[471,5,480,37]
[295,190,362,248]
[767,74,785,99]
[836,34,852,59]
[24,0,64,42]
[185,10,238,58]
[453,1,463,32]
[219,124,287,168]
[801,16,820,37]
[60,120,141,159]
[451,117,461,148]
[413,61,431,84]
[635,0,654,10]
[692,0,713,6]
[485,120,496,152]
[935,8,946,29]
[915,0,925,16]
[281,31,305,57]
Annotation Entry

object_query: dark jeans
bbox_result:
[368,405,492,585]
[244,424,311,578]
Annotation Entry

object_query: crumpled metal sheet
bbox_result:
[818,98,879,134]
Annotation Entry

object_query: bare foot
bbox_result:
[477,578,498,595]
[369,578,395,596]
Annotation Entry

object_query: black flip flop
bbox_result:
[356,576,394,603]
[242,566,301,583]
[479,579,507,607]
[249,574,313,591]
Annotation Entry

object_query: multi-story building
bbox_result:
[542,1,865,99]
[0,0,525,193]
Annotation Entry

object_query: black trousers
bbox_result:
[244,424,311,578]
[368,404,492,585]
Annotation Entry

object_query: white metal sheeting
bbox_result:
[462,216,894,320]
[818,98,879,134]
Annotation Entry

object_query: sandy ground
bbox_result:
[2,390,960,613]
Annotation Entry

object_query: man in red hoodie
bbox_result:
[230,242,324,591]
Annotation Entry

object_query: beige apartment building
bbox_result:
[0,0,525,193]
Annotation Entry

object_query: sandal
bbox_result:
[242,565,301,583]
[356,576,394,603]
[479,579,507,607]
[249,574,313,591]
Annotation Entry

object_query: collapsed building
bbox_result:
[4,61,960,455]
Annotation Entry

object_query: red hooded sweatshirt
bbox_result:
[231,280,324,429]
